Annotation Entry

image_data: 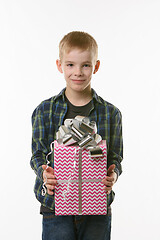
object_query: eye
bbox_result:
[67,64,73,67]
[83,64,90,67]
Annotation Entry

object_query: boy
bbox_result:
[30,31,123,240]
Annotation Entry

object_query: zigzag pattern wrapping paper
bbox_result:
[54,140,107,215]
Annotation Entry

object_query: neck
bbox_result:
[65,87,92,106]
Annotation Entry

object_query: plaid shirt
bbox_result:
[30,88,123,213]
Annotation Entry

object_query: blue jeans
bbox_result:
[42,213,111,240]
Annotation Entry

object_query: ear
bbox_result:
[93,60,100,74]
[56,59,63,73]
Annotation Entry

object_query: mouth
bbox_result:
[71,79,85,84]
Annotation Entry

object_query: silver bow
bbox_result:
[56,116,103,157]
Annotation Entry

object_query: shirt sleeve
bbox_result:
[107,108,123,177]
[30,103,49,180]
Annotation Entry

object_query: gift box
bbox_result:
[54,140,107,215]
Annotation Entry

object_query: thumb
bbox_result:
[42,165,47,171]
[42,165,54,174]
[107,164,115,176]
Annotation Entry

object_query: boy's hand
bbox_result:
[102,164,117,194]
[42,165,57,195]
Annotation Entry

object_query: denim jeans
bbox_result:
[42,213,111,240]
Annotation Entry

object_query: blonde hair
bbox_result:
[59,31,98,62]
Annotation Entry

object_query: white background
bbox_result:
[0,0,160,239]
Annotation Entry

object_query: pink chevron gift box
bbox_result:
[54,140,107,215]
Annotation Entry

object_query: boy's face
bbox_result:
[56,48,100,94]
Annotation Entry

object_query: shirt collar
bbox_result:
[54,88,103,105]
[54,88,66,101]
[91,89,103,104]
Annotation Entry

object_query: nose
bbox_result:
[74,66,82,76]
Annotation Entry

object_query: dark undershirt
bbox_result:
[40,96,92,214]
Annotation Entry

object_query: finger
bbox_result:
[46,166,55,175]
[46,183,55,191]
[43,171,56,179]
[43,170,56,178]
[102,180,113,187]
[42,165,48,171]
[42,165,54,175]
[103,185,112,192]
[47,189,54,195]
[45,178,57,185]
[43,175,57,186]
[102,176,114,182]
[107,164,115,176]
[104,187,112,192]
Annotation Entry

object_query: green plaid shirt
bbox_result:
[30,88,123,212]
